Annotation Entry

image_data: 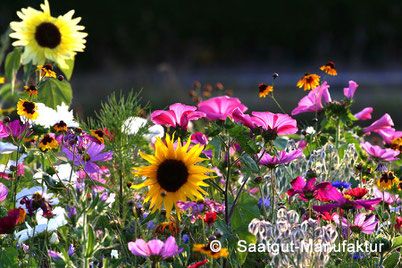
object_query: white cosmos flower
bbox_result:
[305,126,316,135]
[0,142,18,154]
[14,207,67,244]
[33,163,77,184]
[34,102,79,129]
[122,117,164,143]
[16,186,59,210]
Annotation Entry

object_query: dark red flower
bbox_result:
[0,208,25,234]
[204,212,217,226]
[395,216,402,230]
[188,259,209,268]
[344,188,368,200]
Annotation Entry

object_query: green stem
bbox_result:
[270,168,275,221]
[335,119,341,150]
[270,93,286,114]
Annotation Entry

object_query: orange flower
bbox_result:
[297,73,320,91]
[258,83,273,98]
[37,64,56,78]
[24,85,38,96]
[320,62,337,76]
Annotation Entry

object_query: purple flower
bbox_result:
[287,177,332,204]
[68,244,75,256]
[361,141,399,162]
[198,96,247,120]
[313,188,381,212]
[259,149,302,167]
[182,234,189,244]
[7,120,30,139]
[0,122,9,138]
[191,132,212,158]
[258,197,270,208]
[63,142,113,173]
[48,250,61,259]
[147,220,155,230]
[331,181,351,190]
[177,199,225,223]
[0,183,8,202]
[333,213,378,234]
[67,206,77,219]
[128,236,183,259]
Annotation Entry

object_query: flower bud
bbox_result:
[254,176,263,183]
[49,233,59,244]
[3,116,11,123]
[57,75,64,81]
[273,73,279,79]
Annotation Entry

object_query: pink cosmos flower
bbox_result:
[291,82,331,116]
[354,107,373,120]
[333,213,378,234]
[373,186,399,204]
[343,81,358,99]
[0,122,9,139]
[375,128,402,145]
[361,141,399,162]
[363,113,394,135]
[259,149,303,166]
[151,103,205,129]
[251,112,298,135]
[0,183,8,202]
[198,96,247,120]
[128,236,183,259]
[287,177,332,204]
[313,188,381,212]
[232,108,255,128]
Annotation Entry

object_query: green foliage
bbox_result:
[384,252,400,268]
[58,58,75,80]
[4,48,21,94]
[37,79,73,109]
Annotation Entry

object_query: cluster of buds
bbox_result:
[189,81,232,104]
[248,208,338,267]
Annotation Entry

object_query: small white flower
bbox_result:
[145,124,164,143]
[111,250,119,259]
[305,126,316,135]
[49,232,59,244]
[34,102,78,129]
[122,117,147,135]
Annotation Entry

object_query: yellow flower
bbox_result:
[377,172,399,191]
[320,62,337,76]
[17,99,39,120]
[258,83,273,98]
[53,121,68,132]
[91,129,105,144]
[296,73,320,91]
[24,85,38,96]
[9,0,87,69]
[37,64,56,78]
[193,244,229,259]
[132,134,213,218]
[390,137,402,152]
[39,134,59,151]
[0,77,5,84]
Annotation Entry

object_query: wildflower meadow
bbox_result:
[0,1,402,267]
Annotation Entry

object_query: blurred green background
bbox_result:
[1,0,401,127]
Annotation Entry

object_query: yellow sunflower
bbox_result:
[132,134,213,218]
[296,73,320,91]
[17,99,39,120]
[9,0,87,69]
[193,244,229,259]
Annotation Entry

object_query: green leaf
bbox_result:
[37,79,73,109]
[0,247,19,267]
[58,57,75,80]
[384,252,400,268]
[209,137,221,159]
[85,224,96,257]
[392,236,402,248]
[240,154,258,173]
[274,138,288,150]
[5,48,21,94]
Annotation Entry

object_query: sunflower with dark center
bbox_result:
[377,172,399,191]
[24,85,38,96]
[9,0,87,69]
[91,129,105,144]
[320,62,338,76]
[53,121,67,132]
[132,134,214,218]
[17,99,39,120]
[39,134,59,151]
[296,73,320,91]
[37,64,56,78]
[258,83,273,98]
[193,243,229,259]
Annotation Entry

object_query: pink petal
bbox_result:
[354,107,373,120]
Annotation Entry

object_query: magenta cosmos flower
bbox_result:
[354,107,373,120]
[0,183,8,202]
[151,103,205,129]
[363,113,393,135]
[333,213,378,234]
[198,96,247,120]
[343,81,358,99]
[291,82,331,116]
[373,186,399,204]
[251,112,298,135]
[128,236,183,260]
[0,122,9,139]
[313,187,381,212]
[376,128,402,145]
[361,141,399,162]
[287,177,332,204]
[259,149,303,167]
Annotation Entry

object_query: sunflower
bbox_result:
[24,85,38,96]
[320,62,337,76]
[193,244,229,259]
[258,83,273,98]
[39,134,59,151]
[17,99,39,120]
[132,134,213,218]
[37,64,56,78]
[91,129,105,144]
[9,0,87,69]
[377,172,399,191]
[296,73,320,91]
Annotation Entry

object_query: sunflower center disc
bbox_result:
[35,22,62,48]
[157,159,189,192]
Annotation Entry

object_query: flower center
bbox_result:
[157,159,189,192]
[35,22,61,49]
[95,130,104,137]
[83,153,91,162]
[41,135,54,145]
[22,101,36,114]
